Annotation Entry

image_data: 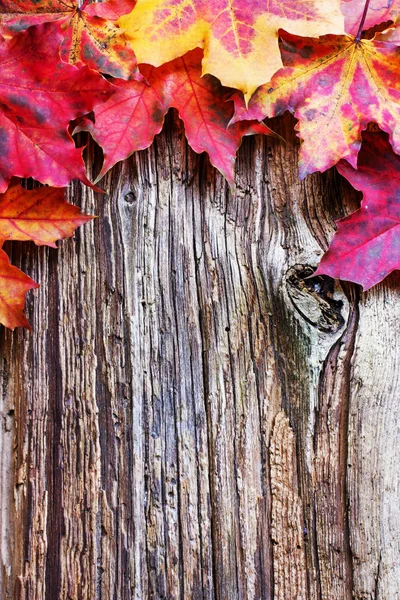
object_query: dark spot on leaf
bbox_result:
[280,38,298,54]
[34,108,48,125]
[305,108,317,121]
[7,95,30,109]
[0,128,9,156]
[7,95,48,124]
[108,67,124,78]
[83,45,96,60]
[71,101,87,110]
[273,99,287,116]
[7,20,30,33]
[318,74,332,88]
[58,130,70,140]
[299,45,313,59]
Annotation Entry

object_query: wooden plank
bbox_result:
[0,112,398,599]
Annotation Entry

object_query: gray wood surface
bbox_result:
[0,112,398,599]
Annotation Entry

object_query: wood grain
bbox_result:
[0,112,398,599]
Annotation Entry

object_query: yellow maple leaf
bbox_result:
[119,0,345,102]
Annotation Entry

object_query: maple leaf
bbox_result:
[315,130,400,290]
[118,0,345,102]
[0,181,93,247]
[232,30,400,178]
[0,247,39,330]
[341,0,400,35]
[0,22,113,191]
[0,181,93,329]
[77,49,274,185]
[0,0,138,80]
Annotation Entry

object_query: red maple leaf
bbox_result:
[0,22,113,191]
[232,30,400,178]
[315,130,400,290]
[77,49,274,185]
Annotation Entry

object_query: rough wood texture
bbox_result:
[0,112,399,599]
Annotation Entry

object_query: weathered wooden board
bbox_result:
[0,113,399,600]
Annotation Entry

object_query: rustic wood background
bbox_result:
[0,112,399,600]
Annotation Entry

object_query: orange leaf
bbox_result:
[0,248,39,330]
[118,0,345,102]
[0,182,94,248]
[0,182,93,329]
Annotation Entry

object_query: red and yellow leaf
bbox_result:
[233,31,400,178]
[0,182,93,247]
[0,22,112,191]
[0,0,138,79]
[315,130,400,290]
[78,49,274,185]
[0,247,39,330]
[118,0,345,101]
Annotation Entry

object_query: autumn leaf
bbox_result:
[118,0,345,102]
[0,22,113,191]
[0,181,93,247]
[73,71,166,182]
[315,130,400,290]
[341,0,400,35]
[78,49,274,185]
[232,30,400,178]
[0,181,93,329]
[0,0,139,79]
[0,248,39,330]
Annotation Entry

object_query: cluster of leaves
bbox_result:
[0,0,399,329]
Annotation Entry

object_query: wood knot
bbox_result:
[285,264,345,333]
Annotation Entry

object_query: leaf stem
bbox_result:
[355,0,371,41]
[80,0,90,9]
